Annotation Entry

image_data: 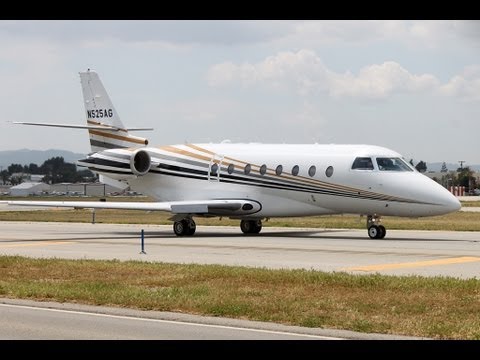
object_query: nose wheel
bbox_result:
[367,215,386,239]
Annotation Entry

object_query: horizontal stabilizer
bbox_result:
[13,122,153,131]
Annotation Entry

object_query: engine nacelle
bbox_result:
[130,149,151,176]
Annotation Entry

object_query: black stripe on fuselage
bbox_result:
[80,157,131,169]
[147,165,427,205]
[86,153,431,205]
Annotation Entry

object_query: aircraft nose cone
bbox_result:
[445,193,461,213]
[434,187,461,215]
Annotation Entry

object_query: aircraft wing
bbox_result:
[1,199,262,217]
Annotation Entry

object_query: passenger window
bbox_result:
[259,164,267,175]
[325,166,334,177]
[227,164,234,174]
[244,164,251,175]
[308,165,316,177]
[352,157,374,170]
[291,165,299,176]
[276,165,283,176]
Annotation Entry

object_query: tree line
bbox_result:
[0,157,95,185]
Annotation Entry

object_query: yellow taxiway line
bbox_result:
[0,241,74,248]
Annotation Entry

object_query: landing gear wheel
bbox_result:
[368,225,380,239]
[173,220,187,236]
[368,225,386,239]
[186,219,196,236]
[240,220,262,234]
[378,225,386,239]
[366,215,386,239]
[173,219,196,236]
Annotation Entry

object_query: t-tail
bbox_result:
[13,69,152,154]
[80,69,150,153]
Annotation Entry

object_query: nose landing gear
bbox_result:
[367,215,386,239]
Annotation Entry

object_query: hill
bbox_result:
[0,149,86,170]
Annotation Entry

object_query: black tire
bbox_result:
[186,219,196,236]
[173,220,187,236]
[378,225,386,239]
[240,220,252,234]
[251,220,262,234]
[368,225,380,239]
[241,220,262,235]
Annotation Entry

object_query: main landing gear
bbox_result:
[240,219,262,234]
[173,218,196,236]
[367,215,386,239]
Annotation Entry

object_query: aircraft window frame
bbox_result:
[308,165,316,177]
[291,165,299,176]
[351,157,374,170]
[227,164,235,174]
[376,157,413,172]
[244,164,251,175]
[325,166,334,178]
[259,164,267,175]
[276,165,283,176]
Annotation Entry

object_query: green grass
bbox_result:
[1,256,479,339]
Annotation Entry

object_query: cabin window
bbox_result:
[376,157,413,172]
[325,166,334,177]
[259,164,267,175]
[308,165,316,177]
[276,165,283,176]
[244,164,251,175]
[210,163,218,175]
[351,157,374,170]
[227,164,235,174]
[291,165,299,176]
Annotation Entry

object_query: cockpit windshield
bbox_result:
[351,157,374,170]
[376,157,413,172]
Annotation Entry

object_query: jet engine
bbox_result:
[130,149,151,176]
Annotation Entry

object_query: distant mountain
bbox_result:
[0,149,86,170]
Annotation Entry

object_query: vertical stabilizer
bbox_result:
[79,69,148,152]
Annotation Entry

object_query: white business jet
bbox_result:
[9,70,461,239]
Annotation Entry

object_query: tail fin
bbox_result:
[79,69,149,152]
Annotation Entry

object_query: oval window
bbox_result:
[227,164,234,174]
[276,165,283,176]
[291,165,299,176]
[325,166,334,177]
[244,164,251,175]
[308,165,316,177]
[260,164,267,175]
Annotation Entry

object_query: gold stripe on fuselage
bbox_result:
[152,144,417,204]
[88,129,146,145]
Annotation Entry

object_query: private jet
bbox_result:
[7,69,461,239]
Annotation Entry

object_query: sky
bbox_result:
[0,20,479,165]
